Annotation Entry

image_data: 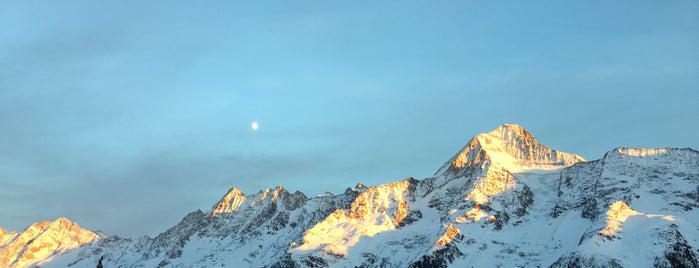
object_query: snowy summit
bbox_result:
[1,124,698,268]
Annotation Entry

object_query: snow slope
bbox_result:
[2,124,697,267]
[0,218,98,268]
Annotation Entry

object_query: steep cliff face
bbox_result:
[0,218,99,268]
[4,124,698,268]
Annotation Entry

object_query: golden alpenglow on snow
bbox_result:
[0,218,98,268]
[2,124,698,267]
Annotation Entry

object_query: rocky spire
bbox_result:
[210,187,247,217]
[210,185,309,217]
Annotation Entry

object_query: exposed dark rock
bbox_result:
[409,241,464,268]
[654,224,699,268]
[550,253,624,268]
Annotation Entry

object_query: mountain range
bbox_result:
[1,124,697,267]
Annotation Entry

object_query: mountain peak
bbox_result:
[437,124,585,176]
[210,185,309,217]
[483,123,535,142]
[0,217,98,268]
[210,187,247,217]
[5,124,697,267]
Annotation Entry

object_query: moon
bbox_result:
[251,122,259,130]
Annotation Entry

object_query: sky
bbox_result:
[1,0,697,237]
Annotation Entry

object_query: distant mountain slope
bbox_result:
[0,218,98,268]
[2,124,697,268]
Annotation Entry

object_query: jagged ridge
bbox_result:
[2,124,697,268]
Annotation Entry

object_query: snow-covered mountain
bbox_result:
[0,218,98,268]
[2,124,697,267]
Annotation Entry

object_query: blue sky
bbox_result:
[1,1,697,237]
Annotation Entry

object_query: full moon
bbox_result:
[251,122,259,130]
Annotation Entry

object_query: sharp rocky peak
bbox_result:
[210,185,308,217]
[437,124,585,177]
[210,187,247,216]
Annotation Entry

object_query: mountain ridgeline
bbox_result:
[2,124,698,267]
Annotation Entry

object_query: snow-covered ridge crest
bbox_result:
[292,178,418,257]
[604,147,699,162]
[210,185,308,217]
[5,124,698,267]
[0,218,99,268]
[611,147,670,157]
[476,124,585,167]
[437,124,585,176]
